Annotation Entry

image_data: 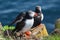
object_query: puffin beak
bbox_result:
[34,13,38,17]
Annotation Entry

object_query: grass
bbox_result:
[0,25,60,40]
[0,33,60,40]
[43,34,60,40]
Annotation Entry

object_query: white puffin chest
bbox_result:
[21,18,34,32]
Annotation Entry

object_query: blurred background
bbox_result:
[0,0,60,33]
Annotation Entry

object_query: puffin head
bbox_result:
[35,6,42,13]
[28,10,37,17]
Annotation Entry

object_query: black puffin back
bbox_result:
[12,12,26,32]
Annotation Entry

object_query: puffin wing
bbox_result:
[9,12,26,26]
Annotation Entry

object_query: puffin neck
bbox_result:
[25,15,33,19]
[25,13,33,19]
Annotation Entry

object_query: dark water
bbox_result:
[0,0,60,33]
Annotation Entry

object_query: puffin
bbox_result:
[32,6,44,28]
[9,11,36,33]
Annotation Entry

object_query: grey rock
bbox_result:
[55,18,60,28]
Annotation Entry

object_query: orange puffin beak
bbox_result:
[34,13,38,17]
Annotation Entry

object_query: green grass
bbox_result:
[44,34,60,40]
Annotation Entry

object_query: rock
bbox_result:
[0,22,2,29]
[14,24,48,40]
[52,18,60,34]
[54,29,60,34]
[0,22,3,34]
[55,18,60,29]
[32,24,49,38]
